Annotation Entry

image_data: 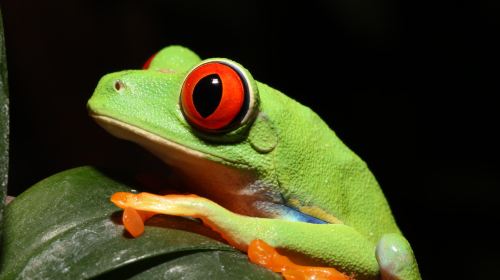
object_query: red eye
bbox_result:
[181,62,247,131]
[142,52,157,69]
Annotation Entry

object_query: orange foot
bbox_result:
[248,240,351,280]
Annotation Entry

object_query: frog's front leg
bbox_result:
[111,192,380,280]
[376,234,421,280]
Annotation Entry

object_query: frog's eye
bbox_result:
[142,52,157,69]
[181,61,250,131]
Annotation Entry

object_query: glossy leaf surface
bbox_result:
[0,167,279,279]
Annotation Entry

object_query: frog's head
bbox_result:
[88,46,282,217]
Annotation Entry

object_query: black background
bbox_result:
[2,0,499,279]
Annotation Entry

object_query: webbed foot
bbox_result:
[248,239,350,280]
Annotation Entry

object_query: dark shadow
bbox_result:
[94,165,188,195]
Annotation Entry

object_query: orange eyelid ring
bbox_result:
[180,60,253,132]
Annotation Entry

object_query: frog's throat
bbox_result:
[89,113,282,218]
[90,114,222,164]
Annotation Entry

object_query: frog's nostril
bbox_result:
[114,80,125,92]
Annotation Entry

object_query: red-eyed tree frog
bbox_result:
[87,46,421,280]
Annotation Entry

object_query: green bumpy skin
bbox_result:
[87,46,421,280]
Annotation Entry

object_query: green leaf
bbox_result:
[0,167,279,279]
[0,7,10,238]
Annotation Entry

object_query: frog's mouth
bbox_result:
[90,113,285,219]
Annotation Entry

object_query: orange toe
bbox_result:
[123,207,145,238]
[111,192,131,209]
[114,191,158,238]
[248,240,350,280]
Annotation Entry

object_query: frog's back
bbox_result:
[258,82,401,244]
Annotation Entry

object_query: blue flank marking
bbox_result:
[281,206,328,224]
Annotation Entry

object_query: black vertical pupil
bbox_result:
[192,74,223,118]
